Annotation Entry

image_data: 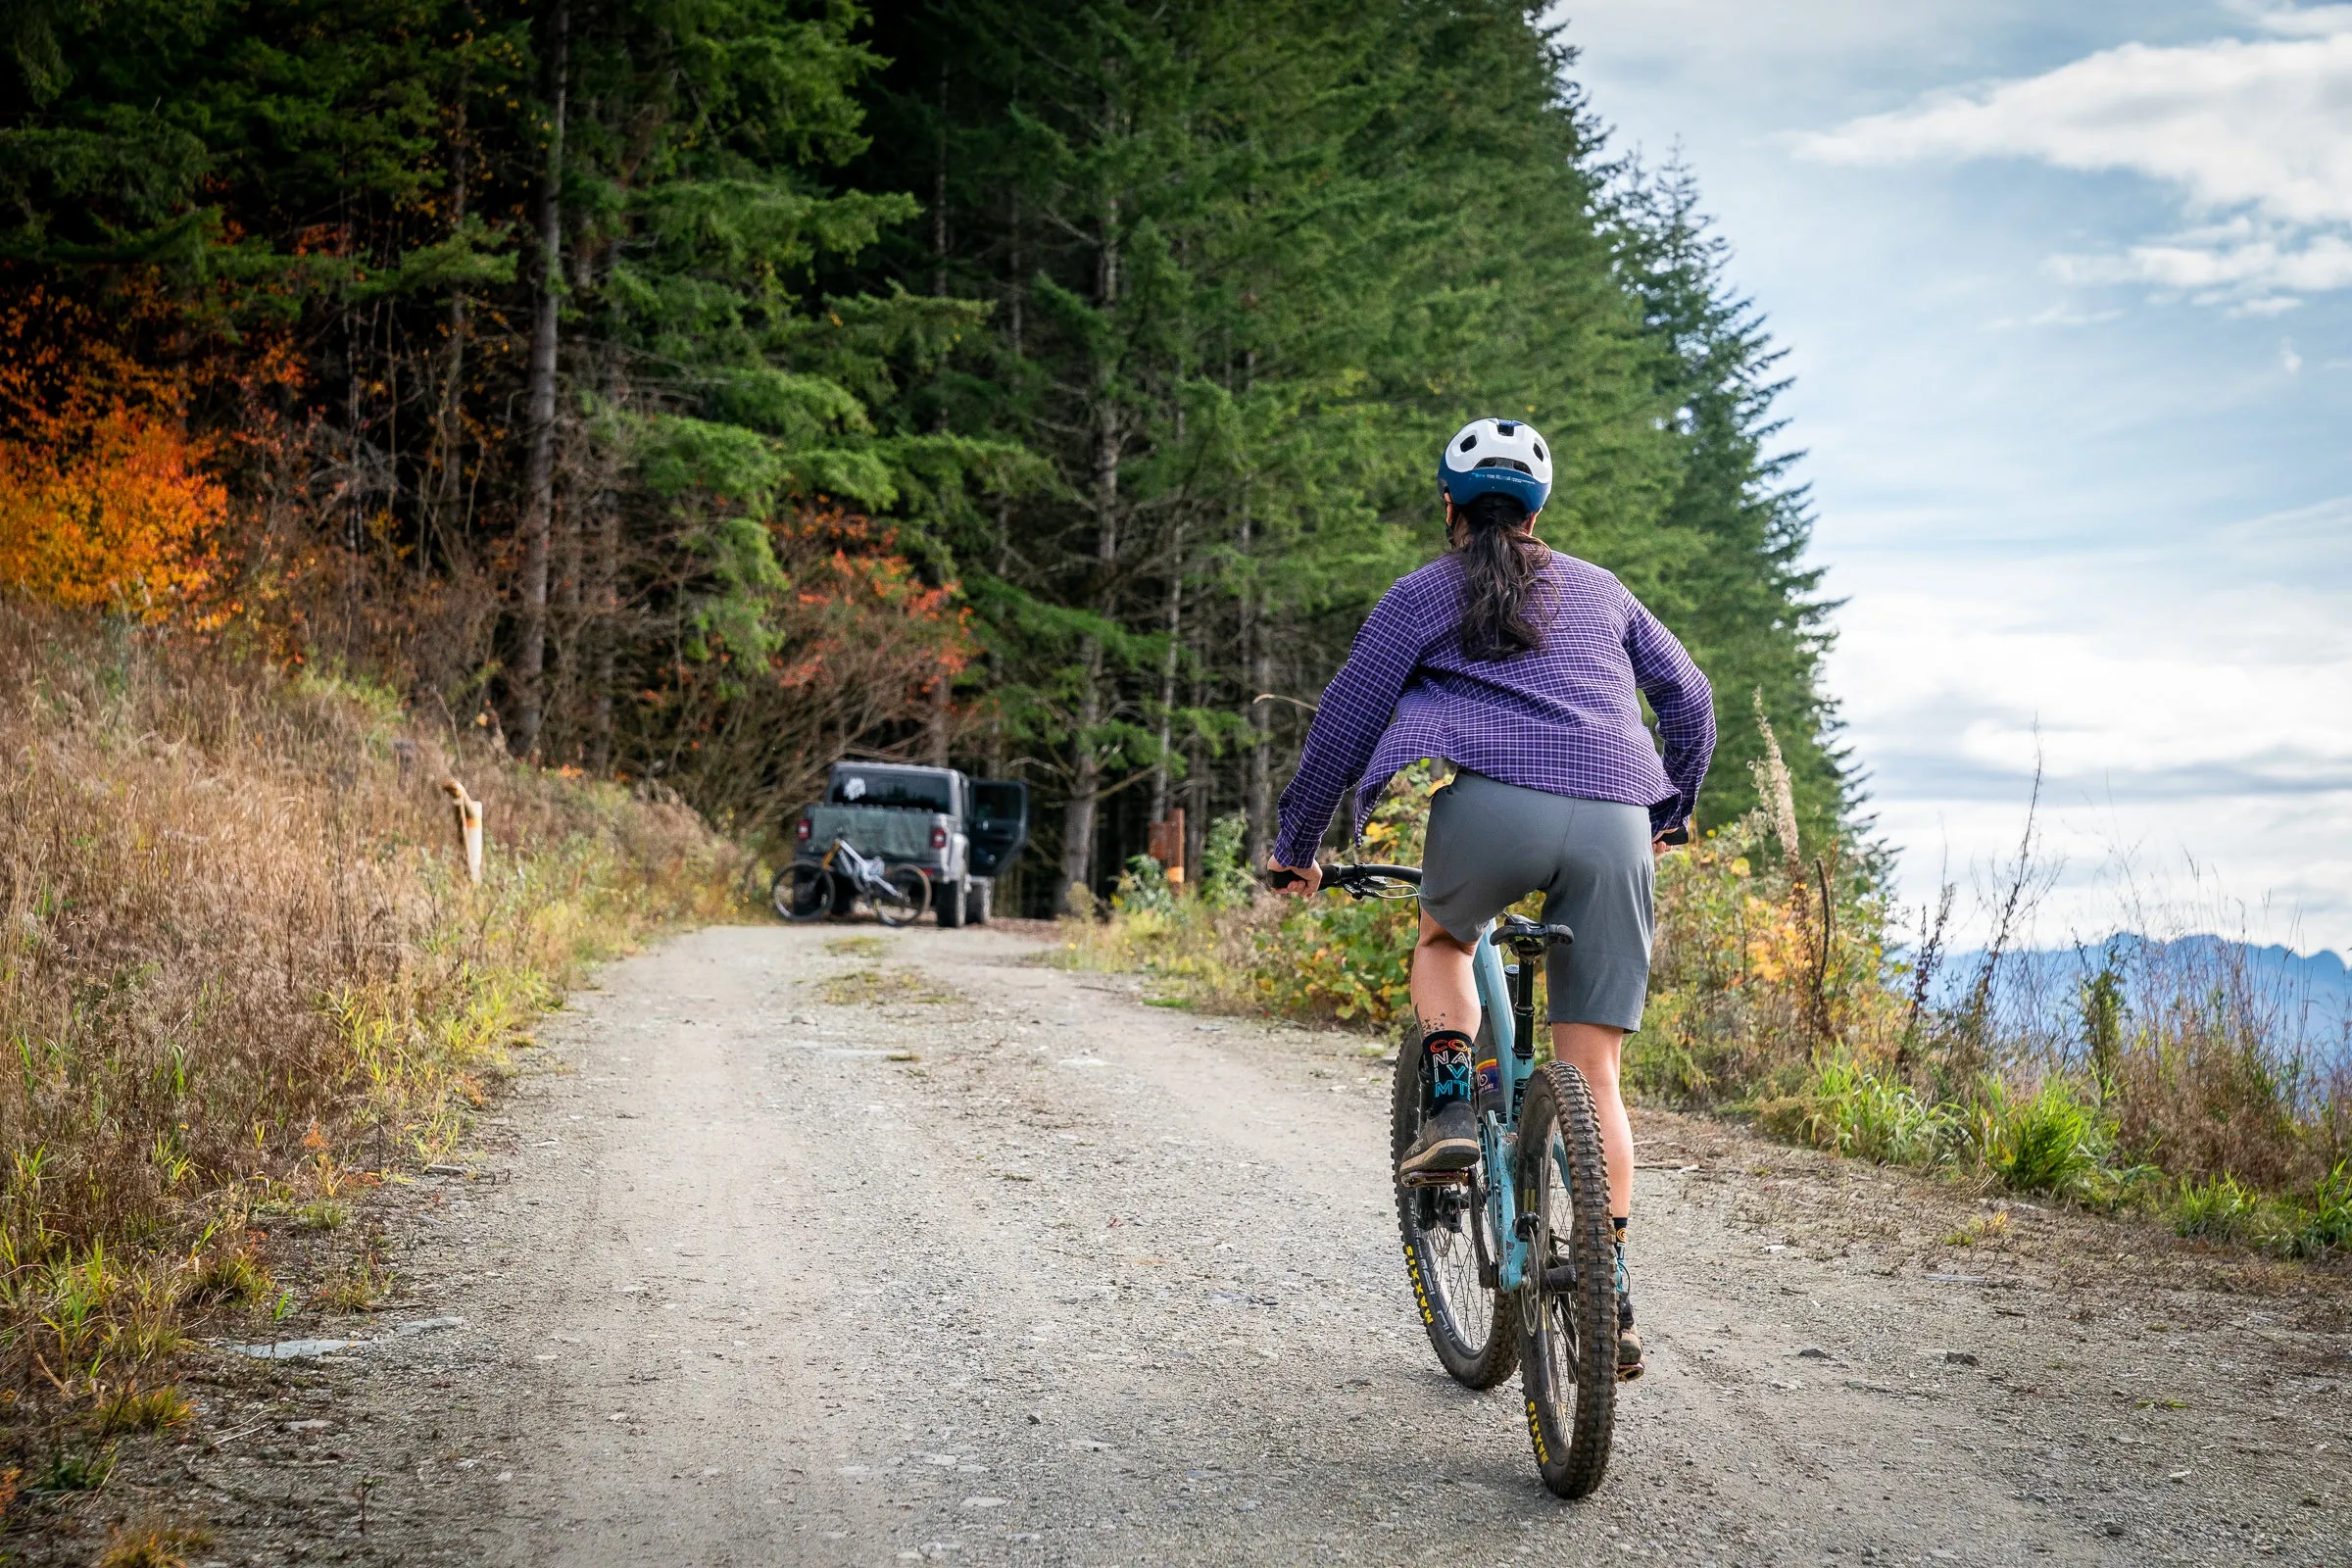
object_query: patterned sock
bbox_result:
[1422,1028,1474,1105]
[1613,1216,1633,1327]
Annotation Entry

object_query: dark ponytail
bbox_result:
[1453,491,1551,662]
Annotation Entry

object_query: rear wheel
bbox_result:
[1392,1023,1516,1390]
[935,879,966,929]
[773,865,833,922]
[1513,1061,1618,1498]
[965,879,990,925]
[871,866,930,928]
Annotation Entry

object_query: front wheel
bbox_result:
[774,865,834,922]
[1513,1061,1618,1498]
[1392,1023,1516,1390]
[870,866,930,928]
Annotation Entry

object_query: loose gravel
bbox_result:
[50,922,2352,1565]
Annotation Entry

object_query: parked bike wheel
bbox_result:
[1513,1061,1618,1498]
[870,866,930,928]
[773,865,834,922]
[1392,1023,1516,1390]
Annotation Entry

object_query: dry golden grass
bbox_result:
[94,1512,212,1568]
[0,603,741,1467]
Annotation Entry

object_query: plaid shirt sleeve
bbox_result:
[1271,574,1430,867]
[1625,598,1715,836]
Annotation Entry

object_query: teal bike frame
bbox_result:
[1473,917,1575,1293]
[1473,930,1535,1292]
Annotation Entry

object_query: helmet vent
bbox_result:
[1474,458,1532,474]
[1532,440,1545,462]
[1458,433,1477,452]
[1495,420,1518,435]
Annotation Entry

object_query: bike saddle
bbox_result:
[1493,914,1575,955]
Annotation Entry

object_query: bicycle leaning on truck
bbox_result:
[776,835,929,927]
[1267,859,1621,1498]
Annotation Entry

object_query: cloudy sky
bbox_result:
[1560,0,2352,956]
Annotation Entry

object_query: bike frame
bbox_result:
[1472,925,1542,1293]
[824,837,890,899]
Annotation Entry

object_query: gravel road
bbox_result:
[118,922,2352,1566]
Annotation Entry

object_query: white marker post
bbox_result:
[440,777,485,884]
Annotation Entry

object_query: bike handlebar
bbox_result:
[1262,862,1423,895]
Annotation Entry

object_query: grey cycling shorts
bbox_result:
[1418,770,1657,1031]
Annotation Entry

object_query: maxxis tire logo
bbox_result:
[1524,1397,1550,1464]
[1402,1244,1435,1326]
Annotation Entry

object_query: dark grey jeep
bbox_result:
[789,761,1029,927]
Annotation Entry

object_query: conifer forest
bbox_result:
[2,0,1848,913]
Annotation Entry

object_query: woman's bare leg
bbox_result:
[1408,909,1479,1035]
[1550,1022,1632,1218]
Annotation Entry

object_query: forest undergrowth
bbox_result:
[0,606,741,1510]
[1059,709,2352,1266]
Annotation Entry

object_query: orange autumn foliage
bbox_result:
[772,508,973,693]
[0,290,228,622]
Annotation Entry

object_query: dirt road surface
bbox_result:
[108,923,2352,1565]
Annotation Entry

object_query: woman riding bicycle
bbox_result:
[1268,416,1715,1378]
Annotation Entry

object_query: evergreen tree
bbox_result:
[1608,155,1852,843]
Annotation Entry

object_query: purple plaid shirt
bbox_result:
[1272,550,1716,868]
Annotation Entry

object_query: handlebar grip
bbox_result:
[1657,820,1692,847]
[1263,866,1308,890]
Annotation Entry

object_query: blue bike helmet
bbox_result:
[1439,417,1552,514]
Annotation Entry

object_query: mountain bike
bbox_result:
[1268,861,1619,1498]
[774,836,930,927]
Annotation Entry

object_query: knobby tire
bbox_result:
[871,866,930,928]
[775,865,834,923]
[1513,1061,1618,1498]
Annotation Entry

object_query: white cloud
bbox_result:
[1825,503,2352,947]
[2238,1,2352,36]
[1795,14,2352,302]
[2283,339,2306,372]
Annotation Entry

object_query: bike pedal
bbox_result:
[1397,1169,1470,1189]
[1616,1360,1645,1383]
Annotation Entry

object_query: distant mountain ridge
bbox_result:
[1927,935,2352,1053]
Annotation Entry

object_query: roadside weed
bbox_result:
[1977,1078,2116,1200]
[2291,1162,2352,1256]
[178,1250,270,1309]
[97,1512,214,1568]
[1795,1057,1957,1166]
[96,1384,194,1436]
[1940,1211,2011,1248]
[35,1443,117,1493]
[2172,1174,2262,1243]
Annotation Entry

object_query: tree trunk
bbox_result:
[1056,190,1121,912]
[1240,484,1270,870]
[1148,522,1184,823]
[588,490,617,773]
[925,66,953,768]
[509,0,568,760]
[425,99,468,580]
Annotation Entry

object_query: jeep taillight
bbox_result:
[930,824,949,850]
[795,817,811,842]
